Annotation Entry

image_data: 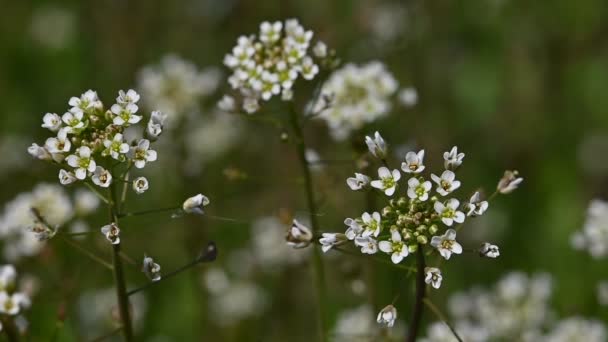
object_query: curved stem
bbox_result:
[423,298,463,342]
[406,245,426,342]
[288,107,328,342]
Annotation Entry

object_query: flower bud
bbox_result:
[497,170,523,194]
[286,219,313,249]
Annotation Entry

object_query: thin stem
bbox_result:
[59,236,113,271]
[127,259,198,296]
[83,182,112,205]
[423,298,463,342]
[1,317,20,342]
[406,245,426,342]
[332,246,416,272]
[118,206,180,218]
[288,106,328,342]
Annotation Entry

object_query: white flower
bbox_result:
[361,212,382,237]
[286,219,313,249]
[465,191,489,217]
[142,254,161,282]
[319,233,346,252]
[58,169,77,185]
[365,132,387,159]
[401,149,425,173]
[479,242,500,258]
[300,57,319,80]
[41,113,62,131]
[425,267,443,289]
[443,146,465,169]
[407,177,432,201]
[571,199,608,258]
[91,166,112,188]
[146,111,166,140]
[430,229,463,260]
[61,110,85,132]
[497,170,523,194]
[117,89,140,105]
[218,95,236,112]
[313,41,327,58]
[68,89,102,112]
[28,143,51,161]
[379,230,409,264]
[128,139,157,169]
[103,133,129,161]
[431,170,461,196]
[111,101,141,126]
[132,177,149,194]
[398,87,418,107]
[0,266,17,291]
[260,21,283,44]
[66,146,96,180]
[183,194,210,215]
[44,128,71,154]
[344,218,363,240]
[371,167,401,196]
[434,199,465,226]
[100,223,120,245]
[347,173,371,191]
[243,97,260,114]
[355,236,378,254]
[0,292,30,315]
[376,304,397,328]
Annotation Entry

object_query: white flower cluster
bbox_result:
[222,19,329,113]
[0,265,31,321]
[0,183,98,260]
[137,54,221,122]
[313,62,398,140]
[421,272,607,342]
[571,199,608,258]
[28,89,161,193]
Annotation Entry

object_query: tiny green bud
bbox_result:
[397,197,408,207]
[408,244,418,253]
[429,224,438,235]
[417,235,428,244]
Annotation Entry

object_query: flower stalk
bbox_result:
[406,245,426,342]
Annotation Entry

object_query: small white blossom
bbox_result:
[479,242,500,258]
[61,110,86,132]
[116,89,140,105]
[355,236,378,254]
[111,95,141,126]
[0,292,30,316]
[319,233,346,252]
[44,128,71,154]
[142,254,161,282]
[434,199,465,226]
[91,166,112,188]
[379,230,409,264]
[58,169,77,185]
[365,132,387,159]
[286,219,313,249]
[146,111,166,140]
[465,191,489,217]
[444,146,465,169]
[407,177,432,202]
[431,170,461,196]
[497,170,523,194]
[132,177,149,194]
[398,87,418,107]
[68,89,102,112]
[243,97,260,114]
[183,194,210,215]
[218,95,236,112]
[28,143,51,161]
[100,223,120,245]
[300,57,319,80]
[344,218,363,240]
[313,41,327,58]
[259,21,283,45]
[376,304,397,328]
[66,146,96,180]
[425,267,443,289]
[347,173,371,191]
[128,139,157,169]
[430,229,463,260]
[401,149,425,174]
[361,212,382,237]
[371,167,401,196]
[103,133,129,161]
[41,113,62,131]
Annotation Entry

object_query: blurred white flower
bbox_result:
[497,170,523,194]
[182,194,210,215]
[286,219,313,249]
[250,217,308,269]
[0,292,30,315]
[217,95,236,112]
[333,305,378,341]
[142,255,161,282]
[571,199,608,258]
[398,87,418,108]
[430,229,463,259]
[544,317,606,342]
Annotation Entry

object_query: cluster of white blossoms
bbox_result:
[137,54,222,123]
[571,199,608,258]
[421,272,607,342]
[28,89,163,192]
[0,183,99,260]
[0,265,31,330]
[221,18,333,114]
[312,61,398,140]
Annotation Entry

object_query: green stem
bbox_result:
[83,182,112,205]
[423,298,463,342]
[59,235,113,271]
[288,106,328,342]
[118,206,180,218]
[406,245,426,342]
[1,317,20,342]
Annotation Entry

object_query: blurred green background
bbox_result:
[1,0,607,340]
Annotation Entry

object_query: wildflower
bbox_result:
[0,292,30,315]
[66,146,96,180]
[300,57,319,80]
[128,139,157,169]
[132,177,149,194]
[443,146,465,169]
[44,128,71,154]
[434,199,465,226]
[183,194,210,215]
[100,223,120,245]
[361,212,382,237]
[431,170,461,196]
[479,242,500,258]
[259,21,283,44]
[401,149,425,174]
[146,112,166,140]
[371,167,401,196]
[218,95,236,112]
[28,221,56,241]
[355,236,378,254]
[376,304,397,327]
[379,230,409,264]
[407,177,432,201]
[571,199,608,258]
[344,218,363,240]
[142,254,161,282]
[68,89,102,112]
[365,131,387,159]
[286,219,313,249]
[425,267,443,289]
[497,170,523,194]
[319,233,347,252]
[398,87,418,108]
[347,173,371,191]
[28,143,51,161]
[58,169,77,185]
[111,90,141,126]
[243,98,260,114]
[41,113,62,131]
[430,229,463,260]
[61,110,86,133]
[116,89,140,105]
[313,41,327,58]
[103,133,130,161]
[91,166,112,188]
[465,191,489,217]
